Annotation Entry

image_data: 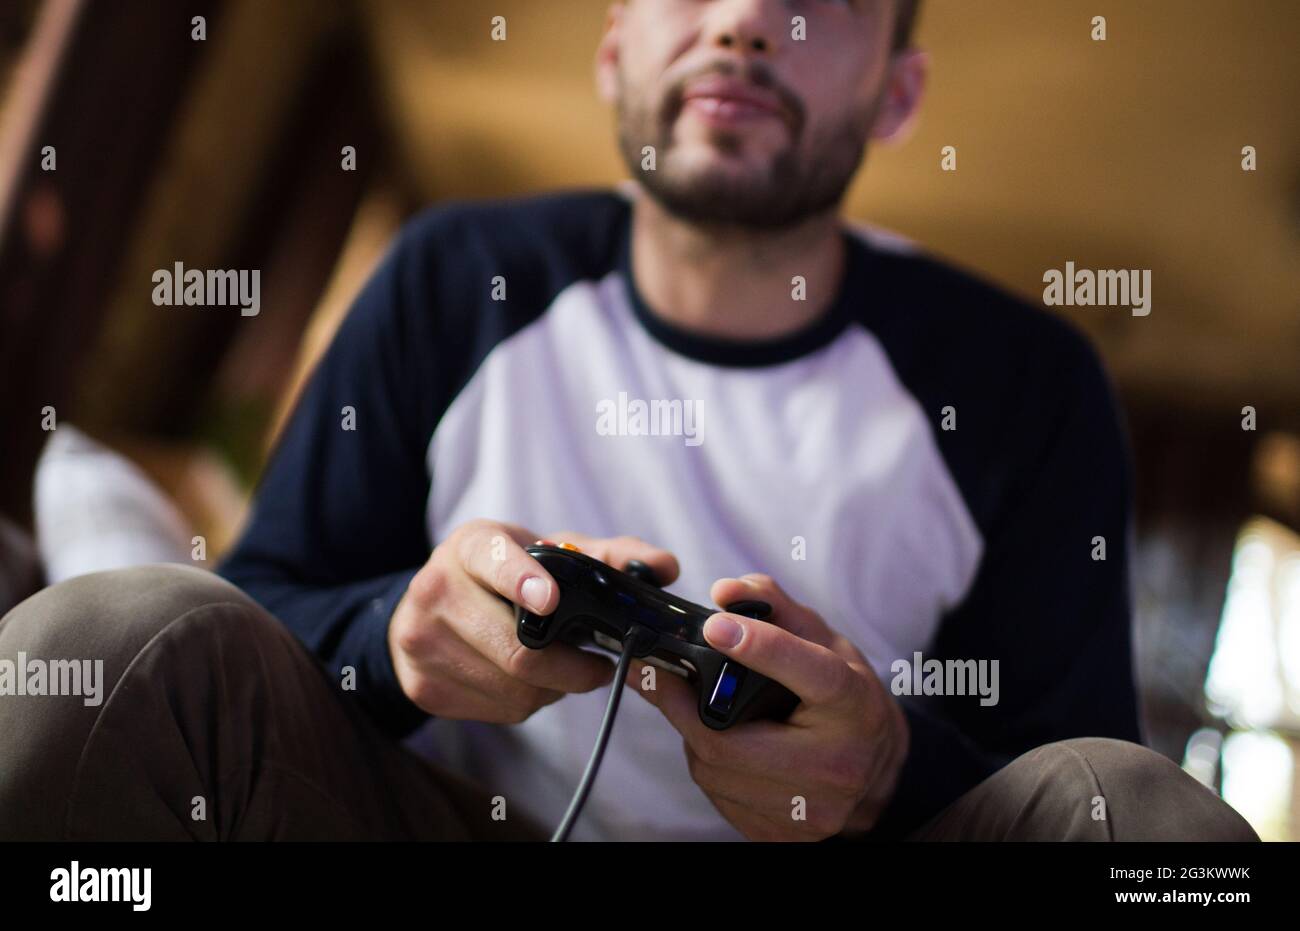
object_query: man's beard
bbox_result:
[616,63,878,231]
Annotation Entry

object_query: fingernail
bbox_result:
[704,615,743,649]
[521,576,551,613]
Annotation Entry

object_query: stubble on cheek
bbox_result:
[615,72,668,167]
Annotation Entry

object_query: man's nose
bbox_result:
[706,0,783,57]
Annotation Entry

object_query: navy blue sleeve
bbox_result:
[216,192,629,739]
[859,255,1142,837]
[217,224,440,738]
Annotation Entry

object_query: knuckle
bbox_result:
[445,522,473,553]
[407,566,448,609]
[503,641,540,681]
[502,686,555,724]
[819,655,855,702]
[409,677,445,714]
[393,610,444,658]
[822,747,870,796]
[690,737,723,769]
[684,746,704,777]
[454,521,491,564]
[392,621,424,657]
[684,748,716,789]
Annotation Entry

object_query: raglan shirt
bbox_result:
[218,190,1142,841]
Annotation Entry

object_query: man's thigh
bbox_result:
[908,737,1258,842]
[0,565,542,841]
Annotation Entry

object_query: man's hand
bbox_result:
[389,520,678,724]
[628,573,909,841]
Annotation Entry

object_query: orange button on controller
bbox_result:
[534,539,583,553]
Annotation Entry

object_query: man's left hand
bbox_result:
[627,573,910,841]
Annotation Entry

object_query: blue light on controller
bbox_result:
[708,663,743,715]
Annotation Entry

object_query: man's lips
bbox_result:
[679,77,788,126]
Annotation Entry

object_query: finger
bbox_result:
[709,574,834,647]
[684,746,808,814]
[629,661,804,780]
[456,521,560,615]
[688,751,837,840]
[396,621,565,722]
[621,657,682,702]
[407,668,563,724]
[451,584,616,693]
[624,659,698,719]
[701,610,851,708]
[407,619,568,716]
[712,796,805,842]
[550,531,680,586]
[701,753,849,842]
[624,658,717,745]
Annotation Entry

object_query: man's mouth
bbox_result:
[679,76,789,128]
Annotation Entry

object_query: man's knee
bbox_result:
[0,565,280,838]
[0,564,285,737]
[1029,737,1259,842]
[0,563,261,659]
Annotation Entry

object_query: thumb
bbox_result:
[710,574,836,648]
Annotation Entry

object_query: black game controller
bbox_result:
[515,543,800,730]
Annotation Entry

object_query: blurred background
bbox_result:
[1,0,1297,838]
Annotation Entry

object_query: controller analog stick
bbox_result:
[622,559,660,586]
[723,600,773,621]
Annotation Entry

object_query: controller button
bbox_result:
[519,613,551,638]
[707,662,746,717]
[558,542,583,553]
[622,559,660,586]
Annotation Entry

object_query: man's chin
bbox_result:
[657,152,780,200]
[640,176,792,229]
[668,140,776,175]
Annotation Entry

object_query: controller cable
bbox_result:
[550,625,656,842]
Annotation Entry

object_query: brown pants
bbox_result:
[0,566,1258,842]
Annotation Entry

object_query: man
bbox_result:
[0,0,1257,841]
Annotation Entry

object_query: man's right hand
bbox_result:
[388,519,679,724]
